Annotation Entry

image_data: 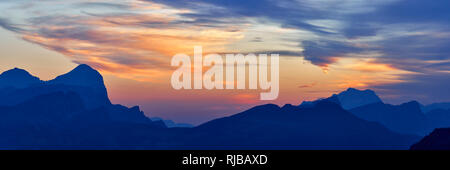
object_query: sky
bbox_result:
[0,0,449,125]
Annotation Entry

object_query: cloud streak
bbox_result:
[0,0,449,103]
[1,0,249,81]
[0,17,24,33]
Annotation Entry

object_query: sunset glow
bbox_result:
[1,0,449,124]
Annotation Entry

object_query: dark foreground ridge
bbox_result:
[410,128,450,150]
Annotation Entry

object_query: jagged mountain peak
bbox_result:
[343,88,376,94]
[336,87,382,110]
[299,88,382,110]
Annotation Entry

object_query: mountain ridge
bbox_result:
[0,67,42,89]
[299,88,382,110]
[0,64,110,109]
[49,64,106,90]
[350,100,429,135]
[0,64,448,150]
[189,100,419,149]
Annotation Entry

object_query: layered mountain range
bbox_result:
[300,88,450,136]
[0,65,449,149]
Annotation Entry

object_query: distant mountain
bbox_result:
[0,68,42,89]
[0,67,167,148]
[181,101,419,149]
[350,101,429,135]
[350,101,450,136]
[426,109,450,128]
[0,65,161,127]
[47,64,110,109]
[299,88,382,110]
[422,102,450,113]
[336,88,382,110]
[0,66,433,149]
[410,128,450,150]
[299,94,341,108]
[150,117,193,128]
[0,64,110,109]
[49,64,106,90]
[299,88,450,136]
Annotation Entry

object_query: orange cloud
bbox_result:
[19,7,247,82]
[321,58,416,90]
[230,93,259,104]
[344,58,396,72]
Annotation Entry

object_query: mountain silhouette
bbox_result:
[179,101,419,149]
[336,88,382,110]
[150,117,194,128]
[47,64,111,108]
[410,128,450,150]
[349,100,450,136]
[0,66,168,148]
[425,109,450,129]
[0,65,441,149]
[350,101,429,135]
[49,64,106,90]
[298,93,341,108]
[0,68,42,89]
[421,102,450,113]
[0,91,167,148]
[0,64,110,109]
[299,88,382,110]
[298,88,450,137]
